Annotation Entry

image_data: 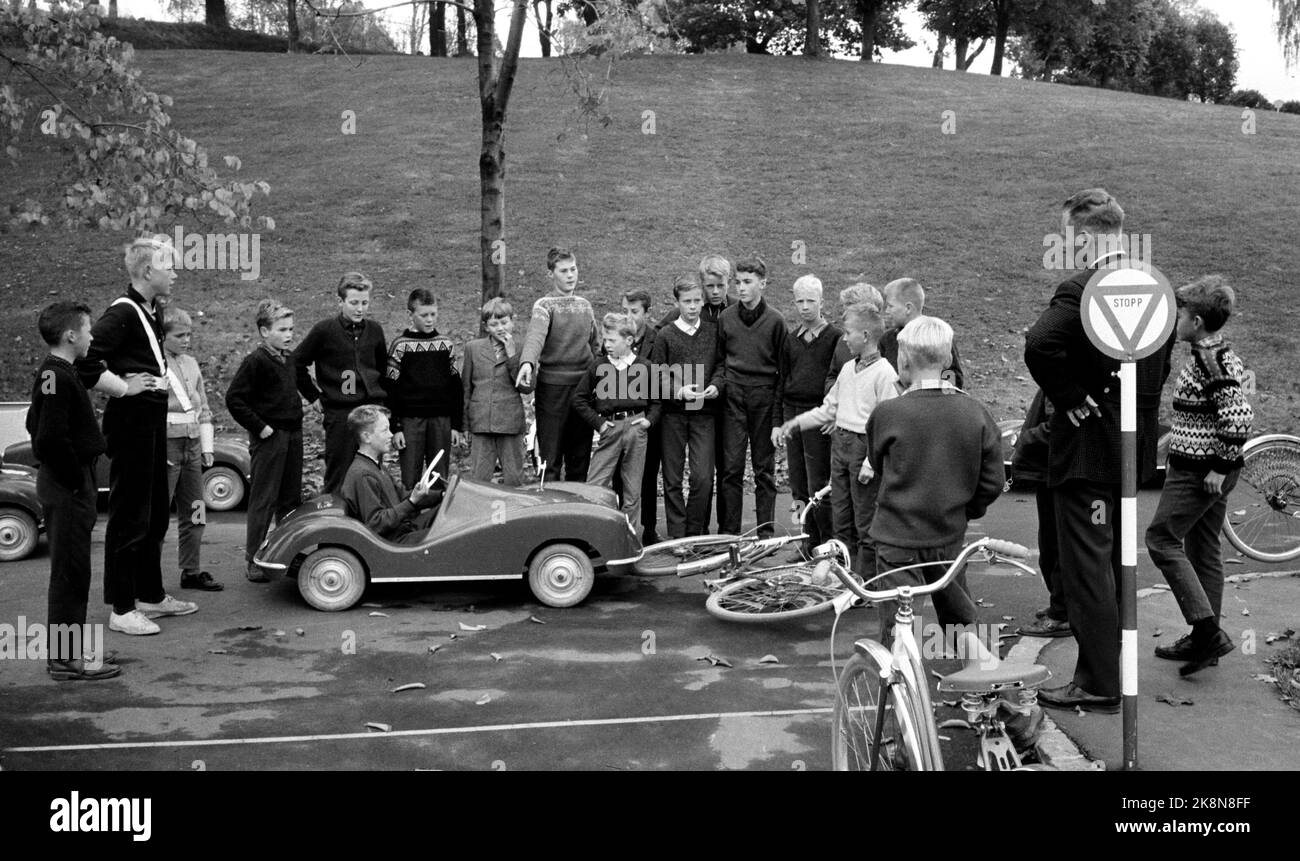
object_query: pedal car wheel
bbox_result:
[203,465,246,512]
[528,543,594,608]
[0,508,38,562]
[298,546,367,611]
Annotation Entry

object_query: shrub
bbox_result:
[1223,89,1273,109]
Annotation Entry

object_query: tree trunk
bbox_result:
[205,0,228,28]
[962,37,987,70]
[456,6,468,55]
[286,0,300,53]
[860,2,878,61]
[806,0,820,57]
[990,0,1010,75]
[476,0,529,310]
[932,32,946,68]
[534,0,552,58]
[108,0,118,18]
[955,36,968,70]
[431,2,447,56]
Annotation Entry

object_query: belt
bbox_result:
[603,410,644,421]
[835,426,867,436]
[167,411,197,425]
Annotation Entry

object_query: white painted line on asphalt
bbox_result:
[1005,636,1104,772]
[4,707,834,754]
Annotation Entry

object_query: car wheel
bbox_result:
[527,543,594,608]
[0,508,38,562]
[203,465,246,512]
[298,546,367,611]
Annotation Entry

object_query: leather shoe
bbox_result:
[1038,683,1120,714]
[246,562,270,583]
[182,571,224,591]
[47,659,122,682]
[1017,616,1072,638]
[1180,630,1234,677]
[1155,633,1217,666]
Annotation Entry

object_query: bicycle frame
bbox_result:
[679,484,832,578]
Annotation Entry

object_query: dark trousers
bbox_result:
[40,463,97,658]
[1053,479,1123,698]
[322,406,362,495]
[102,400,168,614]
[535,381,591,482]
[660,410,715,538]
[1146,465,1240,625]
[713,412,728,532]
[784,402,832,549]
[720,383,777,538]
[399,415,452,490]
[1035,486,1067,622]
[830,427,879,579]
[875,540,978,638]
[246,428,304,563]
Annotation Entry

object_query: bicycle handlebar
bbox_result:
[814,537,1030,604]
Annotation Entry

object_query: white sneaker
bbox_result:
[109,610,161,636]
[136,595,199,618]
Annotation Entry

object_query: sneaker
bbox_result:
[109,610,161,636]
[246,561,270,583]
[135,595,198,618]
[1154,632,1216,665]
[181,571,224,592]
[1017,616,1072,638]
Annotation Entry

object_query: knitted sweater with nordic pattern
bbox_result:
[1167,334,1253,474]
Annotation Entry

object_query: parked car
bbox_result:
[0,465,41,562]
[1,434,251,511]
[999,417,1170,487]
[253,475,644,612]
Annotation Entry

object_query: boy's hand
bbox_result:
[819,421,835,435]
[702,385,719,399]
[1066,395,1101,427]
[202,452,214,468]
[259,426,274,440]
[632,417,650,430]
[599,421,615,436]
[857,462,875,484]
[678,384,700,401]
[409,476,435,506]
[1203,470,1226,494]
[770,427,786,448]
[393,431,406,451]
[452,430,467,447]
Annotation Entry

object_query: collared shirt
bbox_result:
[1194,332,1225,350]
[674,317,701,337]
[795,318,829,341]
[608,351,636,371]
[260,342,289,363]
[907,378,961,394]
[737,298,767,327]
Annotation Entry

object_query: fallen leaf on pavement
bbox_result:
[475,694,492,705]
[427,644,442,654]
[295,628,305,637]
[1001,615,1015,622]
[1153,628,1163,638]
[272,629,286,637]
[1225,558,1244,565]
[1242,608,1251,616]
[449,633,458,640]
[529,615,546,625]
[361,602,387,609]
[391,683,426,693]
[459,622,487,632]
[369,611,389,618]
[695,654,733,668]
[1265,629,1296,644]
[1252,674,1278,684]
[365,722,392,732]
[238,625,261,631]
[1155,693,1194,707]
[975,598,993,607]
[490,653,504,662]
[758,654,780,664]
[207,648,228,655]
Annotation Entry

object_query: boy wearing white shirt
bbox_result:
[778,302,897,578]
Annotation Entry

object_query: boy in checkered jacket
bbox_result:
[1145,275,1254,677]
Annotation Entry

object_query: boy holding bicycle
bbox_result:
[861,316,1003,638]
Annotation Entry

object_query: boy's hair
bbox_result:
[547,246,576,271]
[481,296,514,322]
[885,277,925,313]
[601,312,637,339]
[123,234,174,281]
[840,282,882,311]
[698,254,732,283]
[897,316,954,369]
[1062,187,1124,233]
[734,256,767,280]
[348,403,390,445]
[842,302,885,344]
[1176,274,1235,333]
[163,306,192,333]
[37,301,92,347]
[407,288,438,311]
[255,298,293,333]
[622,290,653,313]
[672,273,703,299]
[336,271,373,299]
[792,274,823,298]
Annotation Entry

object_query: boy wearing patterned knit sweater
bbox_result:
[861,316,1003,639]
[778,302,896,579]
[516,247,600,482]
[1145,276,1253,676]
[385,288,465,489]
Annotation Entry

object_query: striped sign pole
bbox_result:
[1080,262,1175,772]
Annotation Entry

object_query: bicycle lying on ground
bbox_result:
[1222,433,1300,563]
[634,486,867,622]
[815,537,1054,771]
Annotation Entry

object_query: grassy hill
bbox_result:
[2,52,1296,452]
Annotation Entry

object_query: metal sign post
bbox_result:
[1080,262,1176,772]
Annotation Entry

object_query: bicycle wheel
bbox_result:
[704,563,849,623]
[1223,436,1300,563]
[633,534,772,576]
[831,651,929,771]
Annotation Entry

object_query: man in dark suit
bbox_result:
[1024,188,1173,713]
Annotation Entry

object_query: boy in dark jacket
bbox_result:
[227,299,303,582]
[29,302,121,680]
[1010,389,1069,637]
[338,405,443,542]
[293,272,388,494]
[385,288,464,488]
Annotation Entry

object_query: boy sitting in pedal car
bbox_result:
[338,404,443,543]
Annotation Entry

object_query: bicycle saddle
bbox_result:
[937,632,1052,693]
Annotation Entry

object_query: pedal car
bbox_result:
[2,434,251,511]
[0,465,42,562]
[252,475,643,611]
